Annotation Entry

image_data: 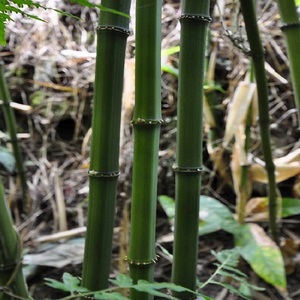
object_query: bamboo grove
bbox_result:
[0,0,300,299]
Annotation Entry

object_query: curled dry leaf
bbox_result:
[250,148,300,184]
[223,81,256,148]
[280,238,300,275]
[250,162,300,184]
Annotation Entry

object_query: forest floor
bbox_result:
[1,0,300,299]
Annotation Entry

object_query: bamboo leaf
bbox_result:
[235,224,286,289]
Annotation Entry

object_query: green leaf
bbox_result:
[0,146,16,173]
[94,292,129,300]
[281,198,300,218]
[235,224,286,289]
[158,195,176,220]
[161,64,179,76]
[70,0,130,18]
[44,278,71,292]
[199,196,240,235]
[161,46,180,56]
[209,280,251,300]
[295,0,300,6]
[109,274,133,288]
[45,273,88,294]
[158,195,240,235]
[133,280,197,299]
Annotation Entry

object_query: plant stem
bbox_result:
[81,0,131,291]
[0,62,31,214]
[239,0,279,244]
[0,179,28,300]
[128,0,162,299]
[276,0,300,119]
[172,2,211,299]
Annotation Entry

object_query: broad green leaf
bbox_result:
[158,195,175,220]
[0,146,16,173]
[109,274,133,288]
[281,198,300,217]
[246,197,300,219]
[235,224,286,289]
[199,196,240,235]
[158,195,240,235]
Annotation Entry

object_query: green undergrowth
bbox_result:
[159,195,290,290]
[45,247,261,300]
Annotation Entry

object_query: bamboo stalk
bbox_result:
[0,180,28,300]
[172,2,211,299]
[81,0,131,291]
[0,62,31,214]
[239,0,279,244]
[276,0,300,118]
[127,0,162,299]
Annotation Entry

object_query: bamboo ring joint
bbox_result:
[88,170,120,177]
[281,22,300,31]
[179,14,212,23]
[131,118,164,125]
[172,165,203,173]
[96,25,131,36]
[124,255,159,266]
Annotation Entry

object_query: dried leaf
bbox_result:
[223,82,256,148]
[250,162,300,183]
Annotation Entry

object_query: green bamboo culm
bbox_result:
[0,62,31,214]
[0,179,28,300]
[276,0,300,119]
[81,0,131,291]
[172,2,211,299]
[127,0,162,299]
[239,0,279,244]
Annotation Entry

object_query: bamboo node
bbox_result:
[88,170,120,177]
[281,22,300,31]
[124,255,159,266]
[179,14,212,23]
[96,25,131,36]
[172,165,203,173]
[131,118,164,125]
